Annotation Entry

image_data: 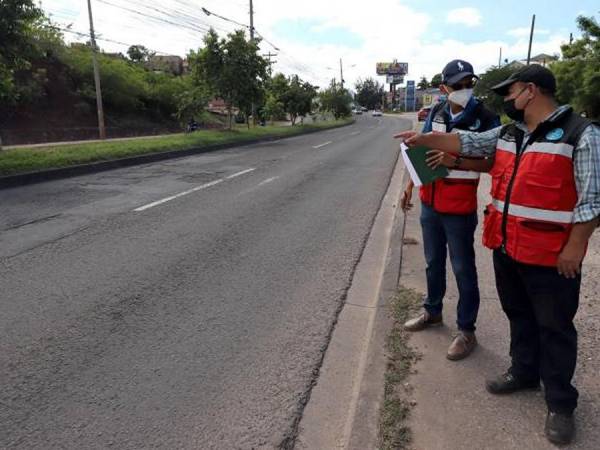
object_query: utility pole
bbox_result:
[339,58,344,89]
[526,14,536,66]
[86,0,106,139]
[498,47,502,68]
[262,52,278,77]
[249,0,256,125]
[569,33,573,45]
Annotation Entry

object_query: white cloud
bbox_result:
[446,8,482,27]
[38,0,568,90]
[507,27,550,37]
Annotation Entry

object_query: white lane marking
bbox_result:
[134,168,256,212]
[312,141,333,149]
[349,131,361,136]
[257,176,279,186]
[237,176,280,196]
[225,168,256,179]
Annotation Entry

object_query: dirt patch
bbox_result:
[378,286,422,450]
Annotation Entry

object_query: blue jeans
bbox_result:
[420,203,480,331]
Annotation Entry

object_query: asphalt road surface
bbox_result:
[0,115,411,449]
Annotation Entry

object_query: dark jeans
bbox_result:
[493,250,580,414]
[420,203,480,331]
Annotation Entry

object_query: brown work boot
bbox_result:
[446,331,477,360]
[403,310,443,332]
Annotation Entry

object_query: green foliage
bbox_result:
[280,75,317,125]
[417,76,429,90]
[553,15,600,118]
[474,65,519,114]
[430,73,443,88]
[127,45,154,63]
[189,28,268,128]
[354,77,384,109]
[319,80,353,119]
[0,0,45,109]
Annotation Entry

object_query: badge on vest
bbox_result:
[546,128,564,141]
[469,119,481,131]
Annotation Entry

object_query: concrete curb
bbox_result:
[295,134,409,449]
[0,121,354,190]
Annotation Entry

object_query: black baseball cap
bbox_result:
[491,64,556,96]
[442,59,478,85]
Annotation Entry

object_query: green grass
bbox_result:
[379,286,422,450]
[0,118,353,176]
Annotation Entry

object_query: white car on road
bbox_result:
[372,110,382,117]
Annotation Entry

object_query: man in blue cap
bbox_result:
[401,59,499,360]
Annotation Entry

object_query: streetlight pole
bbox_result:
[526,14,536,65]
[87,0,106,139]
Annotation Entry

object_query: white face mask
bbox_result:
[448,88,473,108]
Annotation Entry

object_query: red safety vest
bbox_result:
[482,110,594,267]
[419,120,480,214]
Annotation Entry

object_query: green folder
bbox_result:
[401,144,448,186]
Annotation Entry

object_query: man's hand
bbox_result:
[393,130,422,147]
[557,240,586,279]
[426,150,456,169]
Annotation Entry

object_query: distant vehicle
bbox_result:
[417,106,432,122]
[353,109,363,115]
[372,110,382,117]
[361,106,368,112]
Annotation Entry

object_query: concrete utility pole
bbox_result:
[498,47,502,68]
[263,52,277,77]
[339,58,344,89]
[87,0,106,139]
[249,0,256,125]
[526,14,536,66]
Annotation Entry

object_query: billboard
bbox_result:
[386,74,404,84]
[376,61,408,75]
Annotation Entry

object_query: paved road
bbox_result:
[0,115,411,449]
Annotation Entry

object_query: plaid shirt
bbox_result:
[458,105,600,224]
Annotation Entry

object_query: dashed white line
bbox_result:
[349,131,361,136]
[312,141,333,149]
[257,176,279,186]
[225,168,256,179]
[134,168,256,212]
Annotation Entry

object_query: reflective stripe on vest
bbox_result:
[496,138,517,154]
[524,141,574,158]
[491,199,574,224]
[446,169,480,180]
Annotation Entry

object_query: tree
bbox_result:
[319,80,352,119]
[188,28,268,129]
[417,76,429,90]
[430,73,443,88]
[354,77,384,109]
[474,65,519,114]
[0,0,44,107]
[127,45,154,63]
[280,75,317,125]
[552,15,600,118]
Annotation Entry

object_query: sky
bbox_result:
[40,0,599,90]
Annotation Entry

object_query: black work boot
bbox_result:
[545,410,575,445]
[485,371,540,395]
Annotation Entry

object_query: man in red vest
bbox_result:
[401,59,499,361]
[396,65,600,445]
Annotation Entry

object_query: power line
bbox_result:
[95,0,211,34]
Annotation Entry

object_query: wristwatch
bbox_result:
[453,156,463,169]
